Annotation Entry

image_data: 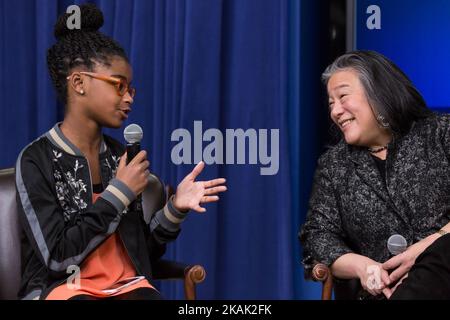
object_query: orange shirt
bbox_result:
[46,193,154,300]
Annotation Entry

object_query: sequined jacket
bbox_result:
[299,113,450,269]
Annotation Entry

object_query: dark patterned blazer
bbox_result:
[299,113,450,269]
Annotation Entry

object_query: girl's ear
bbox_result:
[67,72,85,96]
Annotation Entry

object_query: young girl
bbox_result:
[15,3,226,300]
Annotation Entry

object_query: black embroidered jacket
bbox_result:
[16,123,186,299]
[300,113,450,269]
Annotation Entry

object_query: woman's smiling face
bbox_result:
[327,68,388,148]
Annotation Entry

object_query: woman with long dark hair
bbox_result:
[300,50,450,299]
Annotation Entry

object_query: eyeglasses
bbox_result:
[66,71,136,98]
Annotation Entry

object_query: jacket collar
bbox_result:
[348,144,387,200]
[346,136,399,197]
[347,132,400,166]
[346,135,410,226]
[45,122,107,156]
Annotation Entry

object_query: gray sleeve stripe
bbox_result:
[167,195,189,220]
[100,178,137,212]
[21,289,42,300]
[109,178,135,203]
[15,148,52,268]
[150,205,182,233]
[101,189,127,213]
[163,205,185,224]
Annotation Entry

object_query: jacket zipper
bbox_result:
[118,230,144,276]
[85,157,94,198]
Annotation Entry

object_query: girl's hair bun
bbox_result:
[54,3,104,40]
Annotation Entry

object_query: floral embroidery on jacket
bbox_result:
[52,150,88,222]
[104,155,120,181]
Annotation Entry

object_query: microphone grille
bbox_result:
[124,124,143,144]
[387,234,407,255]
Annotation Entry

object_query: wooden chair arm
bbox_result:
[311,263,333,300]
[184,265,206,300]
[152,259,206,300]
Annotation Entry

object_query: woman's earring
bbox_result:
[377,114,390,128]
[80,90,85,95]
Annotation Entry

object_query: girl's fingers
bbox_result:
[200,196,219,203]
[193,205,206,213]
[189,161,205,180]
[204,186,227,195]
[203,178,226,188]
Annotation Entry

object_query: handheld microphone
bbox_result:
[124,124,143,164]
[387,234,408,256]
[123,124,144,212]
[357,234,408,300]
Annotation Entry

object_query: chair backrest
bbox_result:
[0,168,21,300]
[0,168,166,300]
[142,174,167,224]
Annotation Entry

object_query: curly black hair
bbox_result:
[47,3,128,105]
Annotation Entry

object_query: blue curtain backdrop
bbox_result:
[0,0,325,299]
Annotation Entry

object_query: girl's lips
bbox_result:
[118,110,129,119]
